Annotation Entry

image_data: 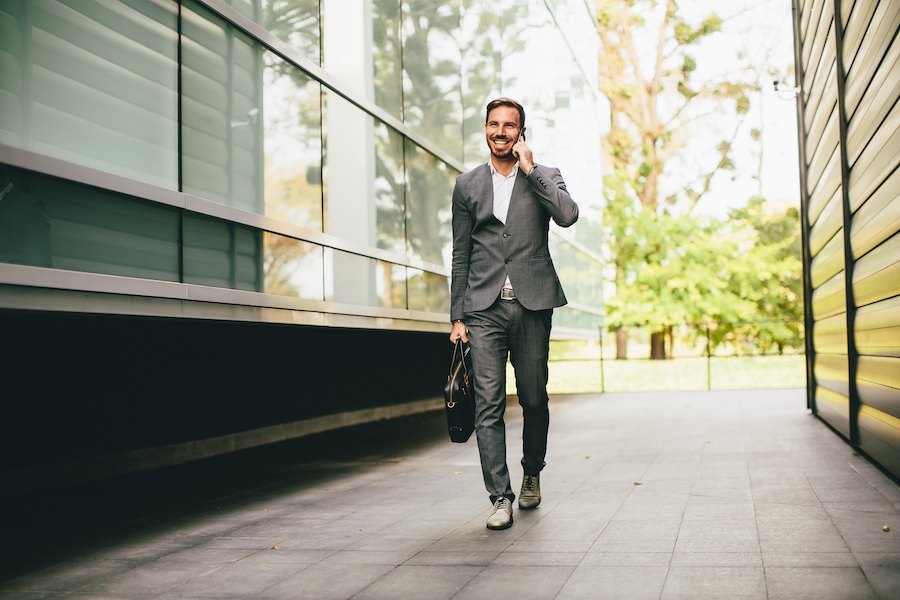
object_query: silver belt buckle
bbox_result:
[500,288,516,300]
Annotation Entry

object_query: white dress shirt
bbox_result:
[489,160,519,290]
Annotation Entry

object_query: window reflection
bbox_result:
[184,212,324,298]
[405,140,457,267]
[374,122,407,255]
[402,0,463,162]
[408,268,450,313]
[223,0,321,65]
[263,230,324,299]
[377,260,408,308]
[0,0,179,189]
[181,1,322,229]
[183,213,263,290]
[372,0,403,119]
[264,54,323,231]
[322,91,405,253]
[0,165,180,279]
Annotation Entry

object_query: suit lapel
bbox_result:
[474,163,495,223]
[504,167,528,225]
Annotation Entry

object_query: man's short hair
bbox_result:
[485,97,525,129]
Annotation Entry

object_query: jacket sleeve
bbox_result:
[450,180,471,322]
[525,165,578,227]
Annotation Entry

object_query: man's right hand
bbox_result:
[450,321,468,343]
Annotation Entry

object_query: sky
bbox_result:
[643,0,803,219]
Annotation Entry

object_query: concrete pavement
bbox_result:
[2,389,899,599]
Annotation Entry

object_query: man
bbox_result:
[449,98,578,530]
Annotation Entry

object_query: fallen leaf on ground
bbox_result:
[883,526,891,532]
[270,546,278,550]
[634,481,643,485]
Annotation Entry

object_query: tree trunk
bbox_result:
[616,328,628,359]
[666,325,674,359]
[650,330,666,360]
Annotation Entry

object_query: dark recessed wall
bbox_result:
[1,309,448,471]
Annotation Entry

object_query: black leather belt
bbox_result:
[500,288,516,300]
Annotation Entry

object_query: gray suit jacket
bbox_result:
[450,163,578,322]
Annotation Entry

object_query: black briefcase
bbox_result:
[443,340,475,443]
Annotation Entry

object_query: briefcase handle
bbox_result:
[449,339,471,377]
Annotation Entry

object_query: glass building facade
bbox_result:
[0,0,604,335]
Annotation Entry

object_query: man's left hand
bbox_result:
[513,138,534,173]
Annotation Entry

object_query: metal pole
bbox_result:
[832,0,860,448]
[599,326,605,393]
[791,0,816,413]
[706,324,711,391]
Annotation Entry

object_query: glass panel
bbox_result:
[402,0,463,161]
[372,0,403,119]
[183,211,324,299]
[183,212,262,289]
[0,165,180,279]
[322,91,405,252]
[323,250,407,308]
[324,249,376,305]
[263,229,324,299]
[223,0,320,65]
[181,1,323,229]
[407,268,449,313]
[263,54,323,230]
[0,0,179,188]
[405,140,457,266]
[374,122,407,254]
[377,260,407,308]
[322,91,376,245]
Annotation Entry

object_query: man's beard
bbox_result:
[489,138,515,159]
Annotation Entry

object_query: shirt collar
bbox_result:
[488,160,519,178]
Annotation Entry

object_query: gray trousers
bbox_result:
[465,297,552,503]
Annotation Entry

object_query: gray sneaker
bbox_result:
[486,497,513,529]
[518,474,541,509]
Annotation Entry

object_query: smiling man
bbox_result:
[449,97,579,530]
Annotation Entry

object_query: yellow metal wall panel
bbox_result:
[817,352,850,393]
[850,169,900,259]
[802,0,828,71]
[859,404,900,475]
[859,376,900,420]
[804,0,833,75]
[845,1,900,118]
[847,102,900,210]
[807,22,835,108]
[800,0,820,47]
[859,357,900,389]
[840,0,858,29]
[842,0,881,78]
[812,271,847,320]
[808,149,842,223]
[855,295,900,358]
[806,63,837,141]
[810,228,845,287]
[816,385,852,438]
[813,312,849,355]
[846,34,900,167]
[811,188,843,256]
[852,232,900,307]
[858,354,900,393]
[808,106,841,188]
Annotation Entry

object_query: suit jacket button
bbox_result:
[503,233,509,238]
[505,259,510,264]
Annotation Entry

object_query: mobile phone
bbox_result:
[518,130,526,143]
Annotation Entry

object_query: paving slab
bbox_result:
[2,389,899,599]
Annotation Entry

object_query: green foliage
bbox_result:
[595,0,796,357]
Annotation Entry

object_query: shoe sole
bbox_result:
[518,500,540,509]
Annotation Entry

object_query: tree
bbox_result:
[595,0,760,358]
